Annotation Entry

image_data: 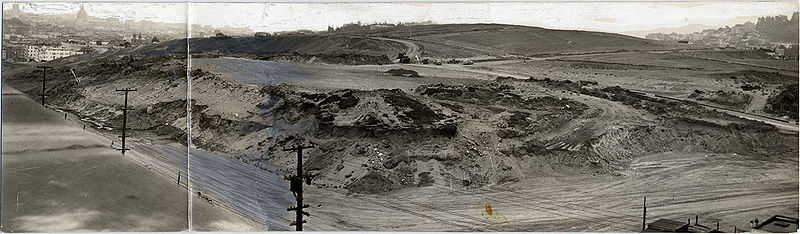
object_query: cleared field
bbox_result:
[192,57,493,91]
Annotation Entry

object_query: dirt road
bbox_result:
[639,92,799,132]
[688,54,799,72]
[371,37,422,59]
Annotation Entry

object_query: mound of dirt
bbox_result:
[346,171,404,194]
[688,89,752,109]
[385,68,422,78]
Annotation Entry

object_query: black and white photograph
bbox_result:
[1,1,798,232]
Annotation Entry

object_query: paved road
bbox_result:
[1,84,268,231]
[1,85,188,232]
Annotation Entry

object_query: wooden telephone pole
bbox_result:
[284,144,314,231]
[642,196,647,231]
[114,88,136,155]
[37,66,53,106]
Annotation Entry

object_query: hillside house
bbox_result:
[785,45,798,60]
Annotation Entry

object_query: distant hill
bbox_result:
[354,24,685,57]
[623,24,717,38]
[122,35,406,58]
[124,23,688,60]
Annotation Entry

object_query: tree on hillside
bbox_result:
[756,12,799,43]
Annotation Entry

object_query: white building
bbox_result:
[25,45,84,61]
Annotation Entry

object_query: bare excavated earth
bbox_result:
[185,58,797,231]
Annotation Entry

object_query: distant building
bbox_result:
[644,219,689,232]
[124,33,147,45]
[5,4,24,18]
[25,45,84,61]
[76,4,87,21]
[3,46,27,61]
[752,215,799,233]
[785,45,799,61]
[214,32,230,38]
[775,45,787,57]
[369,24,394,30]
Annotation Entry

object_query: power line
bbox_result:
[114,88,137,155]
[284,144,314,231]
[37,66,53,106]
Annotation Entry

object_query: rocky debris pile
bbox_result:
[255,85,457,139]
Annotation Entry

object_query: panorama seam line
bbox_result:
[185,2,193,230]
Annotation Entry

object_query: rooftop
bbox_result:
[645,219,690,233]
[753,215,798,233]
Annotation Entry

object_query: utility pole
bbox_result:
[37,66,53,106]
[642,196,647,231]
[114,88,136,155]
[284,144,314,231]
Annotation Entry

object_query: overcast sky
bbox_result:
[4,1,798,36]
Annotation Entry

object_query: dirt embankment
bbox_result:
[2,55,190,142]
